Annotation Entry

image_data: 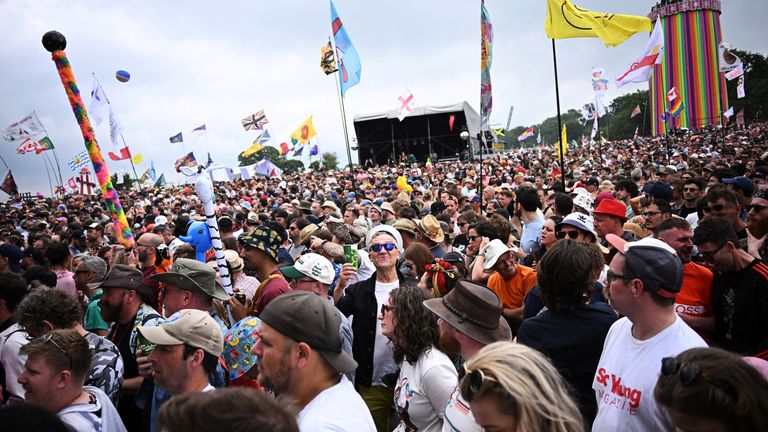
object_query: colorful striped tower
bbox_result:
[649,0,728,135]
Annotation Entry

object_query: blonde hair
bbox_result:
[460,342,584,432]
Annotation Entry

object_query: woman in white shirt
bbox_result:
[380,284,458,432]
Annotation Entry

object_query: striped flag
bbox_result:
[68,150,91,172]
[517,127,534,141]
[630,105,641,118]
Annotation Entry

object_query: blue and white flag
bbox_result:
[68,150,91,172]
[331,0,362,97]
[88,76,109,126]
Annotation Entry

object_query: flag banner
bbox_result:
[718,42,742,73]
[591,117,598,141]
[320,41,338,75]
[536,130,542,144]
[449,114,455,131]
[667,87,679,103]
[725,64,744,81]
[15,136,54,155]
[594,94,606,118]
[88,76,109,126]
[68,150,91,172]
[615,18,664,87]
[2,112,46,142]
[633,127,639,139]
[310,144,319,156]
[109,106,123,149]
[205,152,213,168]
[630,105,642,118]
[139,167,152,186]
[737,75,745,99]
[480,0,493,129]
[241,141,264,158]
[192,124,206,132]
[670,98,684,118]
[736,109,745,126]
[0,170,19,196]
[279,142,292,156]
[154,173,166,187]
[493,128,505,137]
[150,160,157,184]
[591,68,609,94]
[290,116,317,144]
[556,125,567,158]
[255,158,283,177]
[76,168,97,195]
[545,0,652,47]
[255,129,273,145]
[115,171,125,184]
[241,110,269,131]
[108,146,131,161]
[331,0,362,96]
[723,106,734,118]
[293,146,304,157]
[169,132,183,143]
[131,153,144,165]
[174,152,196,172]
[517,127,534,141]
[396,89,416,121]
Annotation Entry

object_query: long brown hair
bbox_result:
[389,284,439,364]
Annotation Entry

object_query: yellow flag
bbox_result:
[556,125,568,158]
[130,153,143,164]
[544,0,652,47]
[290,116,317,144]
[241,140,264,158]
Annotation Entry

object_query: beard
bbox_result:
[258,358,294,395]
[100,299,123,323]
[439,329,461,355]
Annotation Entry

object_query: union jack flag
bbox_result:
[241,110,269,131]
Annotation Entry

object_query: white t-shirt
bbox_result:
[58,386,127,432]
[592,315,707,432]
[394,347,458,432]
[297,376,376,432]
[442,388,482,432]
[372,279,400,386]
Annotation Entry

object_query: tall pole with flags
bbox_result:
[480,0,493,199]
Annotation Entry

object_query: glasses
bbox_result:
[457,222,467,227]
[683,187,699,192]
[556,230,581,240]
[74,269,92,275]
[463,365,495,397]
[642,211,661,217]
[41,333,72,370]
[606,270,634,285]
[746,204,767,213]
[703,204,726,213]
[468,235,479,242]
[660,357,733,395]
[380,304,395,315]
[290,278,315,288]
[699,243,726,262]
[370,242,396,253]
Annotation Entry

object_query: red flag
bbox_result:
[279,142,291,156]
[108,147,131,161]
[449,114,455,131]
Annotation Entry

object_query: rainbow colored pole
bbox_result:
[42,31,134,247]
[649,0,728,135]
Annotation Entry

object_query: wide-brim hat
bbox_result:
[326,220,363,245]
[238,227,282,263]
[150,258,230,301]
[423,280,511,345]
[416,214,445,243]
[99,264,151,297]
[393,218,418,236]
[298,223,320,246]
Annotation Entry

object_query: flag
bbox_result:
[396,89,416,121]
[290,116,317,144]
[480,0,493,129]
[667,86,680,103]
[205,152,213,168]
[725,64,744,81]
[174,152,196,172]
[591,117,598,141]
[108,106,123,150]
[517,127,534,141]
[192,124,206,132]
[331,0,362,97]
[154,173,166,187]
[139,168,152,186]
[241,141,264,158]
[594,94,606,118]
[169,132,183,143]
[0,170,18,196]
[591,68,609,94]
[737,75,745,99]
[449,114,455,131]
[279,142,291,156]
[545,0,652,47]
[536,129,542,144]
[150,160,157,184]
[615,19,664,87]
[108,147,131,161]
[68,150,91,172]
[88,77,109,126]
[633,127,639,139]
[241,110,269,131]
[131,153,143,165]
[723,107,734,118]
[493,128,505,137]
[310,144,319,156]
[556,125,567,158]
[630,105,642,118]
[293,146,304,157]
[320,41,337,74]
[15,136,54,155]
[668,87,684,117]
[736,109,745,126]
[255,129,273,145]
[2,112,46,142]
[718,42,742,73]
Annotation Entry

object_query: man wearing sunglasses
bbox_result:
[705,186,748,249]
[592,235,706,431]
[746,190,768,260]
[677,178,705,218]
[693,217,768,361]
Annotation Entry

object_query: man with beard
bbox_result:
[254,291,375,431]
[104,222,118,245]
[747,189,768,260]
[656,218,715,341]
[422,280,511,432]
[85,222,109,256]
[135,233,165,304]
[100,265,163,432]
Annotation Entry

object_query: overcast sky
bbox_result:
[1,0,765,195]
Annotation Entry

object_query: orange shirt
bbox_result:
[487,265,538,310]
[676,261,714,340]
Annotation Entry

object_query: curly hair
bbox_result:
[389,283,439,364]
[537,240,592,312]
[16,287,82,333]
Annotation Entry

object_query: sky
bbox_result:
[1,0,766,196]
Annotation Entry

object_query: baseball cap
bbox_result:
[260,291,357,373]
[606,234,683,298]
[154,215,168,226]
[642,182,673,202]
[150,258,230,301]
[722,176,755,196]
[139,309,224,356]
[280,253,335,285]
[0,243,22,273]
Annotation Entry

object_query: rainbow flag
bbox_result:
[517,127,534,141]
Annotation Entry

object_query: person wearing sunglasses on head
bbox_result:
[334,225,406,432]
[458,342,585,432]
[654,347,768,431]
[746,189,768,260]
[693,217,768,361]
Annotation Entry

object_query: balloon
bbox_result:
[396,175,413,193]
[115,70,130,82]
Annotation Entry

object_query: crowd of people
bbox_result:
[1,121,768,431]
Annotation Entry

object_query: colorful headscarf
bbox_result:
[424,259,457,298]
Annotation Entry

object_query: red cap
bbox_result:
[593,199,627,221]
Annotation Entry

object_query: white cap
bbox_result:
[280,253,335,285]
[154,215,168,226]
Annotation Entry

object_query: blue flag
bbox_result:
[150,160,157,184]
[310,144,319,156]
[169,132,183,143]
[331,0,361,97]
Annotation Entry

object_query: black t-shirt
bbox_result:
[523,282,608,320]
[677,205,698,218]
[517,303,617,426]
[452,234,469,255]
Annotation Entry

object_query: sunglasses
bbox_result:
[642,211,661,217]
[703,204,726,213]
[463,365,495,397]
[42,333,73,370]
[380,304,395,315]
[457,222,468,227]
[660,357,733,395]
[370,242,396,253]
[683,187,699,192]
[556,230,581,240]
[698,242,725,262]
[746,204,767,213]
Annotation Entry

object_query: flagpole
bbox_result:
[551,39,566,188]
[329,35,355,191]
[33,111,65,188]
[41,151,55,197]
[0,154,9,171]
[642,100,648,136]
[118,133,143,192]
[596,116,603,169]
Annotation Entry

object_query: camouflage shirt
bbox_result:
[83,331,124,405]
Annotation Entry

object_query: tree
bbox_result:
[309,161,320,171]
[605,89,651,140]
[237,146,305,174]
[321,152,339,171]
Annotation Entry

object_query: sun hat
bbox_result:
[237,226,283,263]
[481,239,517,270]
[298,223,320,246]
[326,220,364,245]
[139,309,224,356]
[380,201,395,215]
[605,234,683,298]
[279,253,335,285]
[593,199,628,222]
[223,249,244,272]
[321,200,339,212]
[558,212,599,241]
[572,192,594,214]
[422,279,511,345]
[260,291,357,374]
[150,258,230,301]
[393,218,418,236]
[221,316,262,380]
[99,264,151,297]
[416,214,445,243]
